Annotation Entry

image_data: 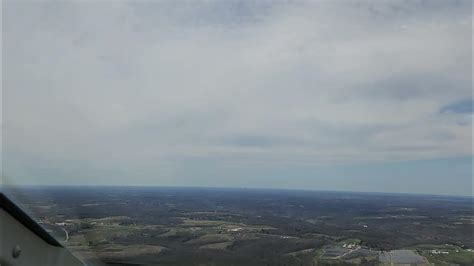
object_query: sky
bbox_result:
[2,0,472,196]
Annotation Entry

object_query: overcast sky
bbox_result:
[2,0,472,196]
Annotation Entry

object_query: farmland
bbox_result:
[6,186,473,265]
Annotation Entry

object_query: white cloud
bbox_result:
[2,0,472,185]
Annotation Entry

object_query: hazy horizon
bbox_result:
[2,183,473,198]
[2,0,472,196]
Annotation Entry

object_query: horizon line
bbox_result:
[1,184,472,199]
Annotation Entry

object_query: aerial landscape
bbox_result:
[2,1,473,265]
[8,186,473,265]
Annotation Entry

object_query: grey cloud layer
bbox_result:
[3,0,472,185]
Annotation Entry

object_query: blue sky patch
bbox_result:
[440,99,473,114]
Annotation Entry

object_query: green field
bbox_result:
[409,244,474,265]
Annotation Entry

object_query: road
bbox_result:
[336,247,361,259]
[61,228,69,242]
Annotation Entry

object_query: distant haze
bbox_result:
[2,0,472,196]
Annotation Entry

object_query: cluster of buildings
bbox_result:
[342,243,358,249]
[429,250,449,255]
